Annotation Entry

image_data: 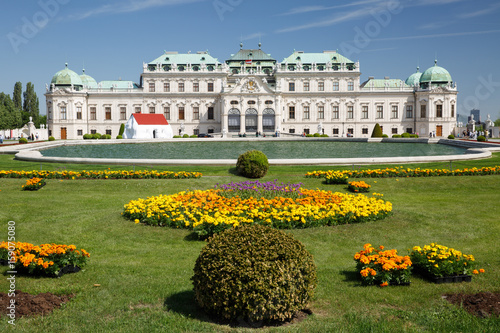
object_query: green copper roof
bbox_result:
[405,67,422,86]
[80,69,98,89]
[51,64,83,86]
[148,52,219,65]
[420,61,452,84]
[99,81,139,89]
[282,51,354,64]
[361,78,409,89]
[226,49,276,62]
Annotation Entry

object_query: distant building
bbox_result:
[469,109,481,124]
[123,113,173,139]
[45,44,458,139]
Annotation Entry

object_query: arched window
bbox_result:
[228,108,240,132]
[263,108,275,132]
[245,108,258,132]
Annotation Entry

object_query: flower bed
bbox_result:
[325,171,349,184]
[21,177,46,191]
[409,243,485,282]
[306,166,500,179]
[123,181,392,238]
[0,241,90,277]
[347,181,370,193]
[0,169,202,180]
[354,244,412,287]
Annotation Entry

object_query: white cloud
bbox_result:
[458,2,500,18]
[278,0,383,16]
[241,33,266,41]
[68,0,205,20]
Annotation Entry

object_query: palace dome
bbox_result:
[405,67,422,86]
[419,60,452,86]
[51,63,83,87]
[80,69,98,89]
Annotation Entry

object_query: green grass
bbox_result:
[0,155,499,332]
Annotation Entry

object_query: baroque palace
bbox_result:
[46,43,457,139]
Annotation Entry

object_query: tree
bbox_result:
[13,82,22,110]
[22,82,39,126]
[495,118,500,127]
[0,93,20,130]
[371,123,383,137]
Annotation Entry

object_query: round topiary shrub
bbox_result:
[192,224,317,324]
[236,150,269,178]
[371,123,383,137]
[19,137,28,144]
[173,135,181,138]
[401,132,410,138]
[392,134,401,138]
[92,133,101,139]
[182,134,189,138]
[116,135,123,139]
[477,135,486,142]
[83,134,92,140]
[448,134,455,140]
[410,134,419,138]
[382,134,389,138]
[48,136,55,141]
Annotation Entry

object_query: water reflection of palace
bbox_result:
[46,43,457,140]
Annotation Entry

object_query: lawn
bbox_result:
[0,153,499,332]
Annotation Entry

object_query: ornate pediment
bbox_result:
[227,76,274,94]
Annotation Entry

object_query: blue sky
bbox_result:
[1,0,499,122]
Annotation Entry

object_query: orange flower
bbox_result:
[479,268,485,273]
[380,281,388,287]
[472,269,479,274]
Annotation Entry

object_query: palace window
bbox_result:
[289,128,295,134]
[420,105,426,118]
[208,82,214,92]
[333,81,339,91]
[332,106,339,119]
[120,107,127,120]
[194,129,199,135]
[90,107,96,120]
[406,105,413,118]
[303,106,310,119]
[303,128,310,135]
[332,128,339,135]
[230,100,238,105]
[193,107,199,120]
[164,82,170,92]
[391,105,398,118]
[376,105,383,119]
[164,106,170,120]
[60,106,67,120]
[135,106,141,113]
[48,107,52,120]
[348,82,354,91]
[77,129,83,136]
[347,106,354,119]
[178,106,185,120]
[265,100,273,105]
[76,106,82,120]
[347,128,354,135]
[362,105,368,119]
[178,82,184,92]
[91,129,96,134]
[318,81,324,91]
[106,129,112,136]
[451,104,455,118]
[149,82,155,92]
[193,82,199,92]
[318,106,324,119]
[105,107,112,120]
[289,82,295,92]
[436,104,443,118]
[248,100,256,105]
[362,128,369,134]
[303,82,309,91]
[289,106,295,119]
[392,128,398,134]
[149,106,155,114]
[207,107,214,120]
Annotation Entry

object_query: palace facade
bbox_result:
[46,44,458,139]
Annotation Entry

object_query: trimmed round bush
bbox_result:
[116,135,123,139]
[447,134,455,140]
[477,135,486,142]
[313,132,320,137]
[320,134,328,137]
[392,134,401,138]
[48,136,55,141]
[401,132,410,138]
[192,225,317,323]
[410,134,419,138]
[182,134,189,138]
[371,123,383,137]
[92,133,101,139]
[19,137,28,144]
[190,135,197,138]
[83,134,92,140]
[236,150,269,178]
[382,134,389,138]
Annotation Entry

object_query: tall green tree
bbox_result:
[22,82,39,126]
[495,118,500,127]
[13,81,23,110]
[0,93,20,130]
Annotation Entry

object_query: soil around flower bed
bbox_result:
[0,290,73,317]
[444,292,500,318]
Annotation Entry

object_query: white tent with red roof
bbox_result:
[123,114,173,139]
